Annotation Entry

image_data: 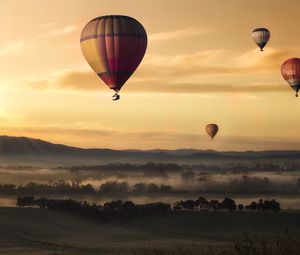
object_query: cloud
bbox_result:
[2,125,192,142]
[136,47,294,80]
[24,71,99,91]
[36,22,56,28]
[55,71,99,90]
[128,82,286,93]
[24,78,50,90]
[24,71,287,94]
[0,40,25,56]
[36,25,77,38]
[149,27,212,43]
[24,47,296,94]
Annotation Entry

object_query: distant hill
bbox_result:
[0,135,299,166]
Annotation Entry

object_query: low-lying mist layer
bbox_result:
[0,163,299,208]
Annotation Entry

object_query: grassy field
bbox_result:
[0,208,299,255]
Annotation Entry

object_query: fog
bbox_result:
[0,164,299,209]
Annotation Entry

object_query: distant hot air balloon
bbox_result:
[80,15,147,101]
[251,28,270,51]
[205,124,219,140]
[281,58,300,97]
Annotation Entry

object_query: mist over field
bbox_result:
[0,162,299,209]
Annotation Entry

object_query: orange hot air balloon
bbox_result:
[281,58,300,97]
[80,15,147,101]
[206,124,219,140]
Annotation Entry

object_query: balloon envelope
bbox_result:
[206,124,219,140]
[80,15,147,92]
[251,28,270,51]
[281,58,300,97]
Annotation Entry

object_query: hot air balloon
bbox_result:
[281,58,300,97]
[205,124,219,140]
[80,15,147,101]
[251,28,270,51]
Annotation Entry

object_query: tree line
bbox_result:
[52,162,300,172]
[0,180,297,196]
[54,162,183,172]
[173,197,281,212]
[16,196,281,221]
[0,181,174,196]
[16,196,171,220]
[0,182,95,195]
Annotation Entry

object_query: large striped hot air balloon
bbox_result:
[80,15,147,100]
[251,28,270,51]
[281,58,300,97]
[205,124,219,140]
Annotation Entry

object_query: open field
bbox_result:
[0,207,299,254]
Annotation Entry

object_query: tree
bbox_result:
[209,200,221,211]
[182,200,195,210]
[122,201,137,214]
[181,171,196,182]
[17,196,34,207]
[103,200,123,211]
[221,197,236,211]
[197,197,208,210]
[99,182,129,195]
[133,183,146,193]
[257,199,264,210]
[147,183,160,193]
[238,204,244,211]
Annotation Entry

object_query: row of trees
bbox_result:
[54,162,300,173]
[245,199,281,211]
[174,197,281,211]
[0,181,174,196]
[0,165,42,170]
[57,162,183,173]
[0,179,298,196]
[0,182,95,195]
[17,196,171,220]
[190,163,300,172]
[17,196,281,222]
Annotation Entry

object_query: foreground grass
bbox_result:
[131,232,300,255]
[0,207,299,254]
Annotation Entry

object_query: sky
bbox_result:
[0,0,300,151]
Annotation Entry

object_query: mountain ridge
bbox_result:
[0,135,299,166]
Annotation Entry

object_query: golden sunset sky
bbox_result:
[0,0,300,150]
